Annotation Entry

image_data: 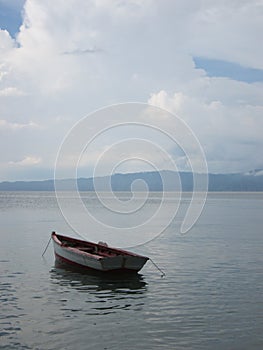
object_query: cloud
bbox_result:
[62,47,104,55]
[0,87,25,96]
[9,155,42,166]
[187,1,263,69]
[0,0,263,180]
[0,119,39,130]
[0,119,41,130]
[0,29,15,51]
[148,87,263,173]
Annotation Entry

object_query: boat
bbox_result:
[51,232,149,273]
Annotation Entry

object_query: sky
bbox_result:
[0,0,263,181]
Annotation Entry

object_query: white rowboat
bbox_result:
[51,232,149,273]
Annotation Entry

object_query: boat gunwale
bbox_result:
[52,233,103,260]
[52,232,149,260]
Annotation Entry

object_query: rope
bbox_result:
[42,236,52,256]
[149,258,166,277]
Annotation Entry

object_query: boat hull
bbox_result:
[51,232,148,273]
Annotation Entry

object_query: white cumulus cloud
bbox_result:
[0,0,263,180]
[9,155,42,166]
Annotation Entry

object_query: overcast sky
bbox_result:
[0,0,263,181]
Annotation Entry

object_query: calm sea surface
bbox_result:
[0,192,263,350]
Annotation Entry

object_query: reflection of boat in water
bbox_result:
[50,262,147,315]
[51,260,147,293]
[51,232,149,273]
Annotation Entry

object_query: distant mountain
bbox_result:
[0,170,263,191]
[244,168,263,177]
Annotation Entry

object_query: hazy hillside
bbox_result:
[0,169,263,191]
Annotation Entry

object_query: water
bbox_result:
[0,192,263,349]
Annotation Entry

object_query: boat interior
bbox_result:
[59,237,120,257]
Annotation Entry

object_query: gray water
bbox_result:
[0,192,263,349]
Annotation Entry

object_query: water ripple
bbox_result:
[49,264,147,316]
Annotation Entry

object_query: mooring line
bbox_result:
[149,258,166,277]
[42,236,52,256]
